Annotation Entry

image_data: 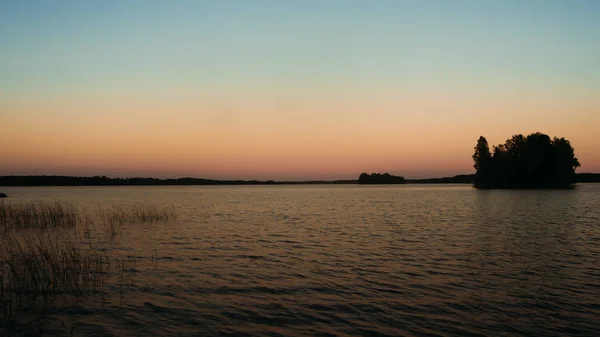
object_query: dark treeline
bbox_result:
[407,174,474,184]
[0,176,356,186]
[1,172,597,187]
[576,173,600,183]
[473,132,580,189]
[358,173,406,184]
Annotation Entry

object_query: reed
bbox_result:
[0,201,80,231]
[0,200,176,335]
[0,233,108,297]
[1,201,178,233]
[0,202,175,298]
[100,203,177,226]
[0,230,114,336]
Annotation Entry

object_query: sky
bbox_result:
[1,0,599,180]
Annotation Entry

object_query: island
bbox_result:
[472,132,580,189]
[358,173,406,184]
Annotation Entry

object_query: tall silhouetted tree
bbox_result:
[473,136,493,188]
[473,133,580,189]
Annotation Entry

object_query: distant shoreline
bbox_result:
[1,173,598,187]
[0,174,471,186]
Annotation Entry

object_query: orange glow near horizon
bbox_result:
[2,88,598,180]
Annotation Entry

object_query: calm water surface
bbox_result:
[2,184,600,336]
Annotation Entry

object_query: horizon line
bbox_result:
[0,173,478,182]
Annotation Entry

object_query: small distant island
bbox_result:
[358,173,406,184]
[473,132,580,189]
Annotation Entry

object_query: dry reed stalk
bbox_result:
[99,203,177,226]
[0,201,80,231]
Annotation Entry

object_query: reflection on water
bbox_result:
[2,184,600,336]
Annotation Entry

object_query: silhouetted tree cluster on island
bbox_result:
[473,133,580,189]
[358,173,406,184]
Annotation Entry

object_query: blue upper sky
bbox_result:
[2,0,599,97]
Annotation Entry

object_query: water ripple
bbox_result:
[3,184,600,336]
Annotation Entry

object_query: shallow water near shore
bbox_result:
[2,184,600,336]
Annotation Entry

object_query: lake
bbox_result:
[1,184,599,336]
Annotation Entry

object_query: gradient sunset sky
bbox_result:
[1,1,599,180]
